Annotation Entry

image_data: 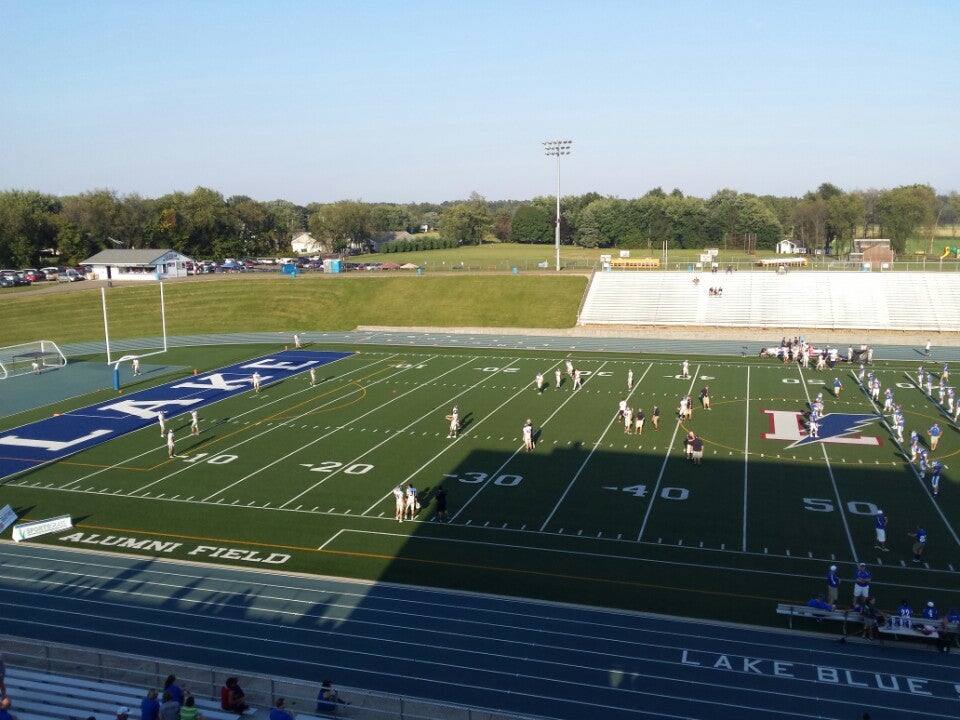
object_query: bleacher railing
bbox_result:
[1,635,542,720]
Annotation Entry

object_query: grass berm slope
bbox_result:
[0,274,589,346]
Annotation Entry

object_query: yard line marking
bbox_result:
[362,359,569,517]
[58,352,402,490]
[741,365,751,552]
[797,364,857,560]
[126,359,412,496]
[206,355,479,503]
[637,364,702,541]
[858,371,960,550]
[453,361,610,522]
[539,363,654,531]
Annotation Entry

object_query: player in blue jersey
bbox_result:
[852,563,872,605]
[910,430,920,461]
[897,599,913,628]
[833,377,843,398]
[926,372,935,395]
[929,422,942,450]
[874,510,888,552]
[908,525,927,563]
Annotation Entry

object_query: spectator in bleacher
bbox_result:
[316,680,349,713]
[269,698,294,720]
[163,676,184,706]
[220,677,249,714]
[178,696,201,720]
[159,692,180,720]
[141,690,160,720]
[117,706,131,720]
[0,697,17,720]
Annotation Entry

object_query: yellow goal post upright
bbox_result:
[0,340,67,379]
[102,283,169,385]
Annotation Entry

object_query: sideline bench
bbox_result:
[776,603,862,634]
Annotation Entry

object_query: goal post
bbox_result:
[0,340,67,379]
[101,283,168,366]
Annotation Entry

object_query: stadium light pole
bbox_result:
[543,140,572,271]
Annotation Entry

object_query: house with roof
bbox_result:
[82,249,195,282]
[291,232,324,255]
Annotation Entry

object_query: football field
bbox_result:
[2,342,958,626]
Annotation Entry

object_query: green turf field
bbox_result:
[2,343,957,628]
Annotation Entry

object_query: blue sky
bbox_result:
[1,0,957,205]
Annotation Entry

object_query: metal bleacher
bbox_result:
[578,270,960,332]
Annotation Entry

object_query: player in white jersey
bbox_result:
[554,367,562,390]
[536,372,544,394]
[623,406,633,433]
[394,485,405,522]
[572,369,582,390]
[522,419,535,451]
[190,410,200,435]
[627,368,634,391]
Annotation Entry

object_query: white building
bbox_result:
[776,239,801,254]
[291,232,322,255]
[83,249,194,282]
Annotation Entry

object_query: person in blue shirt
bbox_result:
[826,565,840,606]
[852,563,871,606]
[833,377,843,398]
[929,423,942,451]
[163,676,184,706]
[808,594,833,611]
[874,510,888,552]
[923,601,939,621]
[896,599,913,628]
[908,525,927,563]
[269,698,294,720]
[910,431,920,461]
[141,690,160,720]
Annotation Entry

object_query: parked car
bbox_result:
[1,270,30,286]
[57,268,85,282]
[0,275,15,288]
[22,268,45,282]
[41,266,60,280]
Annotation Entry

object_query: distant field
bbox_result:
[2,342,957,628]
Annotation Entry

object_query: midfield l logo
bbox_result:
[761,410,882,449]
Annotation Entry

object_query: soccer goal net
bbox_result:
[0,340,68,379]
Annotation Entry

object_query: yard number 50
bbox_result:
[803,497,880,515]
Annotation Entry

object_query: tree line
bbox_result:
[0,183,955,267]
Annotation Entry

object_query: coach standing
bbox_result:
[826,565,840,607]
